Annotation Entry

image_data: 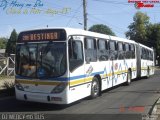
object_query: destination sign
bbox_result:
[22,32,58,41]
[18,29,66,42]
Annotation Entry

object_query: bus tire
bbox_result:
[126,70,131,86]
[90,77,100,99]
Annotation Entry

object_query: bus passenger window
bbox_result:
[124,43,130,59]
[84,38,97,62]
[146,49,148,60]
[130,44,135,59]
[149,51,153,61]
[69,40,84,72]
[109,41,117,60]
[145,49,147,60]
[117,42,124,60]
[151,52,153,61]
[141,48,143,59]
[98,39,109,61]
[141,48,147,60]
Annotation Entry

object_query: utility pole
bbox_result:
[83,0,87,30]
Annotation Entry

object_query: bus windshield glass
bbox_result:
[16,42,66,78]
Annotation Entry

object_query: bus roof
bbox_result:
[138,43,153,51]
[64,27,136,44]
[19,27,152,50]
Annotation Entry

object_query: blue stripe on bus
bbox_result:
[16,71,104,81]
[69,74,86,80]
[91,71,104,76]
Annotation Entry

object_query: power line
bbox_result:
[88,15,126,36]
[88,14,127,31]
[66,4,83,27]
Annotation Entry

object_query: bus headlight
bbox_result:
[51,82,67,93]
[15,82,24,91]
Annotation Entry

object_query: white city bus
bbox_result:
[15,28,154,104]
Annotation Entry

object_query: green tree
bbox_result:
[0,37,8,49]
[147,23,160,65]
[125,12,150,46]
[89,24,116,36]
[157,36,160,66]
[146,23,158,47]
[5,29,18,56]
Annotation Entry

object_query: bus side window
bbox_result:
[149,51,151,60]
[149,51,153,61]
[117,42,124,60]
[84,38,97,62]
[151,51,153,61]
[130,44,135,59]
[98,39,108,61]
[146,49,148,60]
[109,40,117,60]
[142,48,146,60]
[143,48,146,59]
[124,43,130,59]
[69,39,84,72]
[141,47,143,59]
[148,50,150,60]
[146,49,149,60]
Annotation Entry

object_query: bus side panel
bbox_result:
[139,46,155,77]
[131,59,137,79]
[149,50,155,75]
[124,59,137,80]
[150,60,155,75]
[112,60,127,86]
[136,44,141,78]
[100,60,112,91]
[141,59,148,77]
[67,65,91,104]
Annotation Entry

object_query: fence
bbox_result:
[0,54,15,89]
[0,54,15,76]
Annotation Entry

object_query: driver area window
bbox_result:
[69,39,84,72]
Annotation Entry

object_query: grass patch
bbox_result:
[2,81,15,89]
[0,75,14,80]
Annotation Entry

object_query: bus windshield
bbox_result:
[16,42,66,79]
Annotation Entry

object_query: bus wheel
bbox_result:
[126,70,131,85]
[91,77,100,99]
[146,68,150,78]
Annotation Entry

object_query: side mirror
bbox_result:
[86,57,91,64]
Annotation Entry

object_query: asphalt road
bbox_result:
[0,70,160,120]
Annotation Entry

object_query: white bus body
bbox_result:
[15,28,154,104]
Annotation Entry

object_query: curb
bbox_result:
[148,97,160,120]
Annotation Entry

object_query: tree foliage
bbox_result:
[125,11,149,45]
[89,24,116,36]
[0,37,7,49]
[126,11,160,65]
[5,29,18,56]
[146,23,160,47]
[147,23,160,65]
